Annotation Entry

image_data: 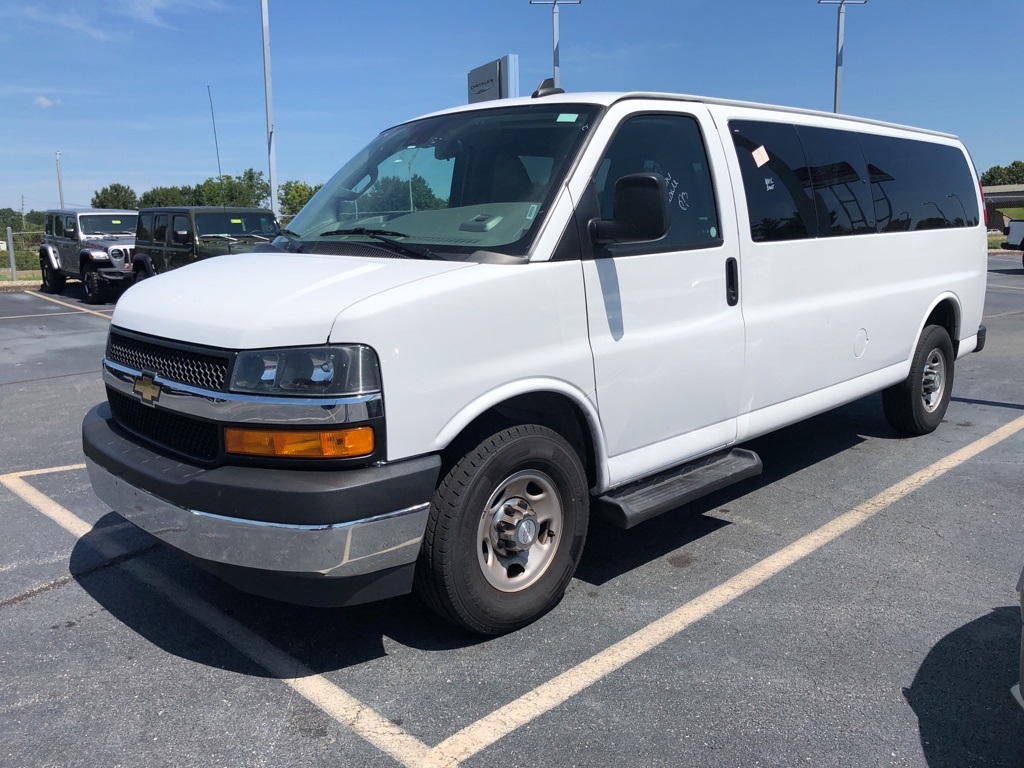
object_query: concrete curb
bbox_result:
[0,282,40,293]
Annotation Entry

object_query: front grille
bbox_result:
[109,389,219,462]
[108,331,229,391]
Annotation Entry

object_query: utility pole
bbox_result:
[529,0,581,89]
[21,195,25,229]
[55,151,64,209]
[261,0,279,217]
[817,0,869,114]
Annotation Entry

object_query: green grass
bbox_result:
[997,207,1024,221]
[0,269,41,282]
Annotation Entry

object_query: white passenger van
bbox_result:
[83,85,987,634]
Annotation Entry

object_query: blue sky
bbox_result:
[2,0,1020,214]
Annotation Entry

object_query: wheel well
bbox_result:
[925,299,959,355]
[440,392,597,489]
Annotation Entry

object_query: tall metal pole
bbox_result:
[834,2,845,113]
[55,151,64,209]
[261,0,279,216]
[530,1,581,89]
[818,0,868,114]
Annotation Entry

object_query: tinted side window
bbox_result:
[45,215,53,236]
[598,113,720,249]
[54,216,64,237]
[137,213,153,242]
[153,214,168,244]
[171,214,191,238]
[730,121,817,241]
[795,126,874,236]
[858,134,980,231]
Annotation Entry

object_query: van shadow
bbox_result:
[70,523,488,679]
[903,606,1024,766]
[577,393,892,586]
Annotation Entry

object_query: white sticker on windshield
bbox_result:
[752,145,769,168]
[527,204,539,220]
[556,113,579,123]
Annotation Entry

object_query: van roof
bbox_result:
[415,91,958,141]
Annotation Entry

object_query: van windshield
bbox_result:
[284,103,601,259]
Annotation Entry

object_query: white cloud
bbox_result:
[34,96,59,109]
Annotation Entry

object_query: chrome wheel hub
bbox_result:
[921,350,946,413]
[476,470,562,593]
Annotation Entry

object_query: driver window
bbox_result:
[597,113,721,249]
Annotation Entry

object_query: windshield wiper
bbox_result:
[319,227,441,260]
[277,228,304,252]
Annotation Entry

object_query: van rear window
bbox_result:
[730,119,979,241]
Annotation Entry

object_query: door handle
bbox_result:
[725,257,739,307]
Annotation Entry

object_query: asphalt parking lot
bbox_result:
[2,258,1023,768]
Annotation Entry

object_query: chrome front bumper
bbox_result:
[86,457,430,578]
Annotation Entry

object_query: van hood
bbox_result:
[111,250,472,349]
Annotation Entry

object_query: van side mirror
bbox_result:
[589,172,670,245]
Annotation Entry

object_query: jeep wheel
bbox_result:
[414,424,589,635]
[81,268,106,305]
[40,259,66,294]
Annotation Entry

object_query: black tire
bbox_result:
[39,258,66,294]
[81,267,106,305]
[882,324,954,436]
[415,424,589,635]
[133,265,151,284]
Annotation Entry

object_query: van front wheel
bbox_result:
[883,324,954,436]
[415,424,589,635]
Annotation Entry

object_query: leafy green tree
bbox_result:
[138,185,201,208]
[278,180,323,216]
[91,183,138,209]
[360,175,446,214]
[980,161,1024,186]
[0,207,21,232]
[25,210,45,228]
[196,168,271,208]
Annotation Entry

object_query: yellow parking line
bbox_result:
[428,414,1024,765]
[989,284,1024,292]
[25,291,114,319]
[1,464,437,768]
[7,411,1024,768]
[0,311,85,320]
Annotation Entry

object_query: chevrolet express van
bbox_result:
[83,88,987,634]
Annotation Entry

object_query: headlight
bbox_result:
[229,345,381,397]
[88,249,110,260]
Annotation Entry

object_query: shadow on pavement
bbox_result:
[904,606,1024,767]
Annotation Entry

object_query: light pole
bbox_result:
[55,150,64,208]
[260,0,279,217]
[530,0,581,89]
[817,0,868,113]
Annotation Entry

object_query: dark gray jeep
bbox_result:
[39,209,138,304]
[132,206,279,281]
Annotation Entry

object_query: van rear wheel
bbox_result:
[882,324,954,435]
[415,424,589,635]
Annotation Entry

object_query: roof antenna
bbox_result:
[531,78,565,98]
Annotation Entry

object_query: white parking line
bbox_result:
[5,414,1024,768]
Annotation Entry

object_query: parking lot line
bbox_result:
[0,311,85,321]
[989,284,1024,292]
[24,291,114,319]
[1,464,440,768]
[6,412,1024,768]
[427,413,1024,765]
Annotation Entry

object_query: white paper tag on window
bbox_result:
[752,145,769,168]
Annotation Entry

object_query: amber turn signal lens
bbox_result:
[224,426,374,459]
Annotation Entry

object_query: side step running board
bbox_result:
[594,448,762,529]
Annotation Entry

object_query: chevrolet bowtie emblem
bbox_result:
[133,372,162,405]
